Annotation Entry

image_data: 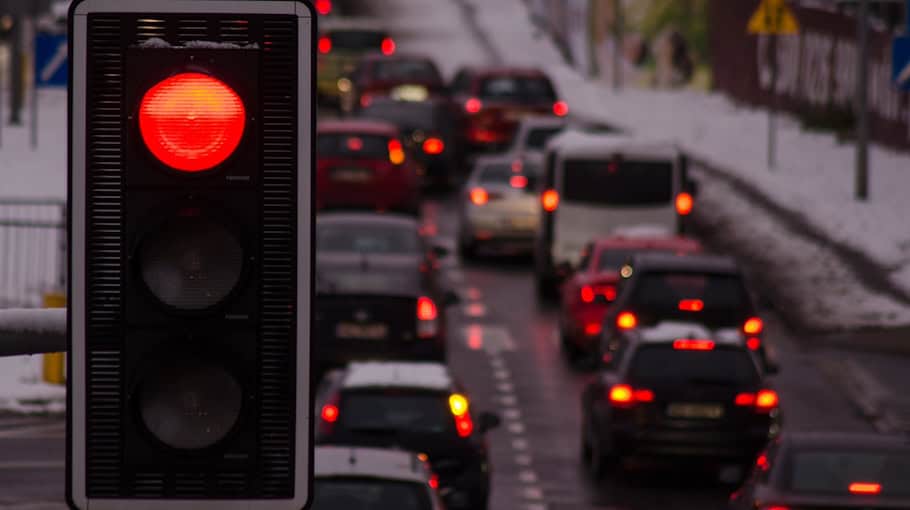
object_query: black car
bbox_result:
[315,212,456,375]
[358,97,460,189]
[599,253,773,371]
[316,361,501,510]
[729,432,910,509]
[581,326,780,478]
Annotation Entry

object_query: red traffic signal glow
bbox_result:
[139,72,246,172]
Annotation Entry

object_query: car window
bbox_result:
[316,223,421,254]
[477,76,556,102]
[338,392,454,435]
[525,127,564,150]
[476,163,513,184]
[312,478,432,510]
[318,133,391,159]
[787,448,910,496]
[627,271,753,326]
[373,60,441,82]
[562,159,674,206]
[329,30,386,51]
[628,345,760,386]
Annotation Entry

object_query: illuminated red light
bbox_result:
[580,286,595,303]
[584,322,602,336]
[381,37,396,55]
[428,473,439,490]
[318,35,332,54]
[470,187,489,206]
[541,189,559,212]
[756,389,779,410]
[360,93,373,108]
[346,136,363,151]
[678,298,704,312]
[509,175,528,189]
[315,0,332,15]
[848,482,881,495]
[417,296,438,321]
[744,317,764,335]
[616,311,637,330]
[633,389,655,402]
[746,337,762,350]
[320,404,339,423]
[138,73,245,172]
[764,507,790,510]
[422,137,444,155]
[756,453,770,471]
[455,413,473,437]
[676,192,694,216]
[388,139,405,165]
[553,100,569,117]
[465,97,483,114]
[735,392,756,406]
[609,384,654,405]
[673,339,715,350]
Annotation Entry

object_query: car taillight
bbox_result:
[553,100,569,117]
[616,311,637,330]
[465,97,482,114]
[470,187,489,206]
[849,482,882,495]
[360,93,373,108]
[580,286,595,303]
[511,159,523,172]
[584,322,602,336]
[449,393,473,437]
[746,337,761,350]
[381,37,396,55]
[138,72,245,172]
[315,0,332,15]
[736,389,779,411]
[428,473,439,490]
[673,338,715,350]
[678,298,704,312]
[761,506,791,510]
[608,384,654,406]
[676,192,694,216]
[744,317,764,334]
[541,189,559,212]
[756,453,770,471]
[388,139,405,165]
[734,392,756,406]
[509,175,528,189]
[320,403,339,423]
[318,35,332,54]
[422,137,444,154]
[417,296,438,338]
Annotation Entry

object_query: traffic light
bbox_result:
[67,1,315,508]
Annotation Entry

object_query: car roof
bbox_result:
[629,252,740,274]
[316,211,419,229]
[625,320,745,346]
[460,66,549,78]
[318,119,399,136]
[592,235,702,252]
[547,130,678,160]
[315,445,430,483]
[342,361,453,391]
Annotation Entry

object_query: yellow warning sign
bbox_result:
[748,0,799,35]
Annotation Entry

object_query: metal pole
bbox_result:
[9,14,22,125]
[29,9,37,149]
[855,0,869,200]
[768,36,778,170]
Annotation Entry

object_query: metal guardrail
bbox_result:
[0,198,66,308]
[0,308,66,356]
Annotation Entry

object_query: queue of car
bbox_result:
[311,11,903,510]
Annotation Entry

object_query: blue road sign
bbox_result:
[34,33,68,88]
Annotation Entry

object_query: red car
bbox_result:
[342,53,447,113]
[317,119,420,215]
[558,235,703,363]
[449,67,567,152]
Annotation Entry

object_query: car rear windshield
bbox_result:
[525,127,564,150]
[478,76,556,103]
[562,159,674,206]
[359,103,438,131]
[787,449,910,496]
[317,223,420,254]
[329,30,386,51]
[596,249,640,271]
[477,162,538,191]
[629,345,759,386]
[318,133,390,159]
[313,478,432,510]
[338,392,454,436]
[628,271,753,327]
[374,60,441,82]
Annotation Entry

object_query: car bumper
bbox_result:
[438,466,490,510]
[610,425,770,462]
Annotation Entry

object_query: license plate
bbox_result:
[336,322,388,340]
[510,217,536,229]
[391,84,429,102]
[331,167,371,183]
[666,403,724,419]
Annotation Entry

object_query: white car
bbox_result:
[313,445,445,510]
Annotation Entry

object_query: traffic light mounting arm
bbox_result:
[0,308,66,356]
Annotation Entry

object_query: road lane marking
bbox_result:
[461,324,515,354]
[500,395,517,406]
[521,486,544,500]
[518,470,538,483]
[493,368,511,380]
[497,382,514,393]
[503,408,521,420]
[514,454,532,466]
[511,437,528,451]
[507,422,525,435]
[464,302,487,317]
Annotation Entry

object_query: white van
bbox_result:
[533,131,695,297]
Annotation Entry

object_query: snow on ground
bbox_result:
[0,354,66,415]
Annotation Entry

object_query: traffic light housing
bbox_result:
[67,1,315,508]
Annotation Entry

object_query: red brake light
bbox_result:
[541,189,559,212]
[318,35,332,54]
[849,482,881,495]
[756,453,770,471]
[673,339,715,350]
[320,404,339,423]
[584,322,602,336]
[417,296,438,321]
[428,473,439,490]
[744,317,764,335]
[465,97,482,114]
[616,311,637,330]
[470,187,489,206]
[763,506,790,510]
[580,286,595,303]
[678,298,704,312]
[388,139,405,165]
[553,100,569,117]
[509,175,528,189]
[735,392,756,406]
[315,0,332,15]
[454,413,473,437]
[422,137,444,155]
[746,337,762,350]
[755,389,779,410]
[676,192,694,216]
[138,73,245,172]
[633,389,655,402]
[346,136,363,151]
[381,37,396,55]
[609,384,654,405]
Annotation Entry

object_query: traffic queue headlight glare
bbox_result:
[139,73,246,172]
[139,362,243,450]
[139,216,244,310]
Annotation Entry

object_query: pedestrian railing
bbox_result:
[0,198,67,308]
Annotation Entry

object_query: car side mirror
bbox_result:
[478,411,501,433]
[431,244,450,258]
[444,290,460,306]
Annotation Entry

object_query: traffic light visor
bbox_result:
[139,72,246,172]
